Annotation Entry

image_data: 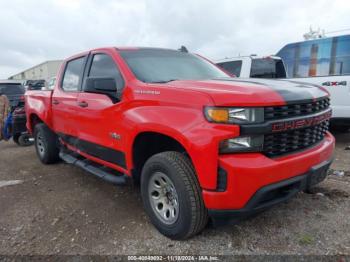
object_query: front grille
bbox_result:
[265,97,330,121]
[263,120,329,157]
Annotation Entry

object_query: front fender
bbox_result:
[123,106,239,190]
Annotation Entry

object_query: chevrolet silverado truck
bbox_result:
[25,47,335,239]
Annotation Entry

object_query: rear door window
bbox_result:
[217,60,242,76]
[250,58,286,78]
[62,57,85,91]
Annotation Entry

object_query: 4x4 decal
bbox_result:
[322,81,347,86]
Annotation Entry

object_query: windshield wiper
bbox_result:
[149,79,179,84]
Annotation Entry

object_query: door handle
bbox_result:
[78,101,89,108]
[52,100,59,105]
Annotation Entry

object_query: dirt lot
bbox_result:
[0,131,349,256]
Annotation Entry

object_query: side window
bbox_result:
[332,35,350,75]
[250,59,286,78]
[88,54,124,92]
[294,42,312,78]
[277,44,296,78]
[278,38,350,78]
[315,38,331,77]
[217,61,242,77]
[62,57,85,91]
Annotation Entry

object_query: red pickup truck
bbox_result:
[25,47,335,239]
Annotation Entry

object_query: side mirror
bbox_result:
[84,77,119,102]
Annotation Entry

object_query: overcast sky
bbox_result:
[1,0,350,79]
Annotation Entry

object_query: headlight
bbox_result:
[219,136,264,153]
[204,107,264,124]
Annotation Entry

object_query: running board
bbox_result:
[59,150,128,185]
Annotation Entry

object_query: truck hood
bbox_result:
[167,78,329,106]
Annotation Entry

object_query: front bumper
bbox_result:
[202,132,335,211]
[208,158,332,226]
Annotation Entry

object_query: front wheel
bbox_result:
[141,151,208,240]
[34,123,60,164]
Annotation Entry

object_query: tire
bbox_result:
[34,123,60,164]
[13,133,20,145]
[141,151,208,240]
[330,123,349,133]
[18,134,34,147]
[334,126,349,133]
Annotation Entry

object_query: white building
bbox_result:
[9,60,63,82]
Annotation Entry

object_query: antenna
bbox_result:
[178,46,188,53]
[303,26,325,40]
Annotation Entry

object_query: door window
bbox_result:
[88,54,124,91]
[217,61,242,76]
[250,58,286,78]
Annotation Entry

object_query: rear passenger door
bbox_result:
[52,56,86,140]
[76,51,127,170]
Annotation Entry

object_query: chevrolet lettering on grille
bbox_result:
[271,110,332,132]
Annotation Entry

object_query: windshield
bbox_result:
[119,49,228,83]
[250,58,286,78]
[0,84,25,95]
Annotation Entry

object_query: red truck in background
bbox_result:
[25,47,335,239]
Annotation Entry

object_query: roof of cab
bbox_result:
[215,55,282,64]
[64,46,184,61]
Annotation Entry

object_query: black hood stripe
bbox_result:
[213,78,328,104]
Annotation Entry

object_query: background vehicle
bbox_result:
[11,106,34,146]
[24,80,46,90]
[215,55,287,78]
[0,80,25,107]
[26,47,334,239]
[277,35,350,129]
[0,80,32,145]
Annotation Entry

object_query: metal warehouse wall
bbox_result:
[9,60,63,81]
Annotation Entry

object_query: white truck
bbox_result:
[276,35,350,130]
[215,55,287,78]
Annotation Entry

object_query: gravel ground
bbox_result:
[0,130,349,256]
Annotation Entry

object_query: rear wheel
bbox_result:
[34,123,60,164]
[141,151,208,240]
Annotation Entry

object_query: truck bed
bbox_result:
[25,90,53,132]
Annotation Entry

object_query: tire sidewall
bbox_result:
[141,156,194,239]
[34,125,49,163]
